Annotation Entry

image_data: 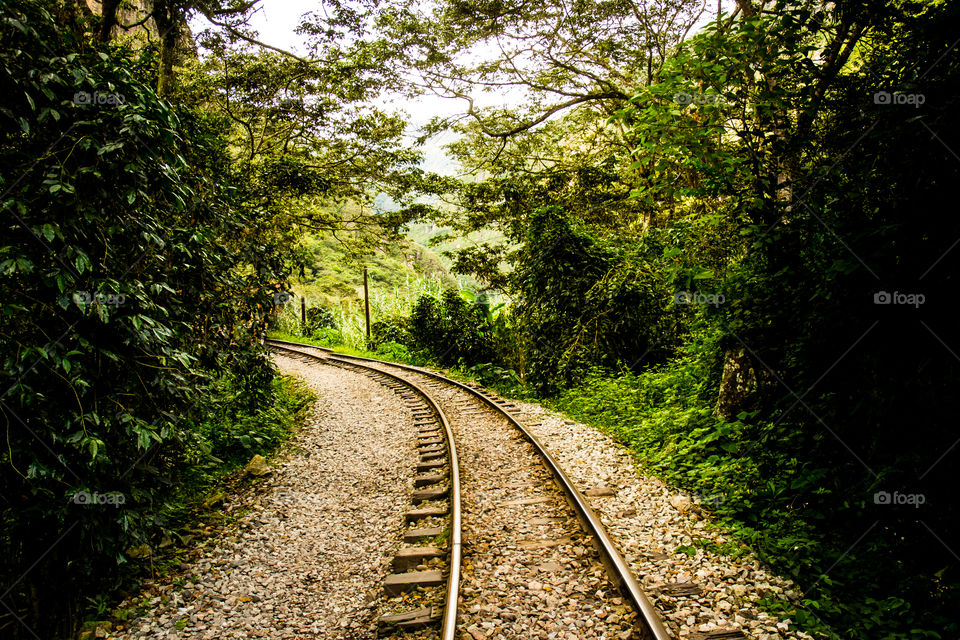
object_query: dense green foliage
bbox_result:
[608,5,959,636]
[0,1,423,636]
[407,289,496,366]
[0,4,309,636]
[511,206,673,393]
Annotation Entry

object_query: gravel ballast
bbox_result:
[333,355,816,640]
[355,365,643,640]
[107,345,816,640]
[107,355,416,640]
[509,401,814,640]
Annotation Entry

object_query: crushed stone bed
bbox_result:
[107,355,415,640]
[352,363,641,640]
[511,401,812,640]
[338,354,813,640]
[108,345,813,640]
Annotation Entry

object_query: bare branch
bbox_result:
[202,14,316,65]
[465,92,625,139]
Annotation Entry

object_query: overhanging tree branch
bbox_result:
[202,14,316,65]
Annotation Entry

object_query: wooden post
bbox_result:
[301,295,306,329]
[363,266,371,343]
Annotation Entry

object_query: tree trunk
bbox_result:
[715,347,761,419]
[97,0,121,42]
[153,0,181,97]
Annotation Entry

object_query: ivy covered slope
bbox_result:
[0,3,313,638]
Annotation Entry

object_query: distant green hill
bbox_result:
[292,233,458,306]
[405,222,509,292]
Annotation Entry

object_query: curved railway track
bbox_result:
[268,338,671,640]
[269,341,462,638]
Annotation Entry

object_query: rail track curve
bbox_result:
[268,338,671,640]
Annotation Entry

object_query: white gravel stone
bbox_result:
[354,362,640,639]
[108,345,815,640]
[507,398,816,640]
[107,355,416,639]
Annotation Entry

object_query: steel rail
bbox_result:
[266,337,334,353]
[268,342,462,640]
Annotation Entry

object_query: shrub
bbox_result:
[371,315,410,346]
[408,289,495,366]
[304,306,336,337]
